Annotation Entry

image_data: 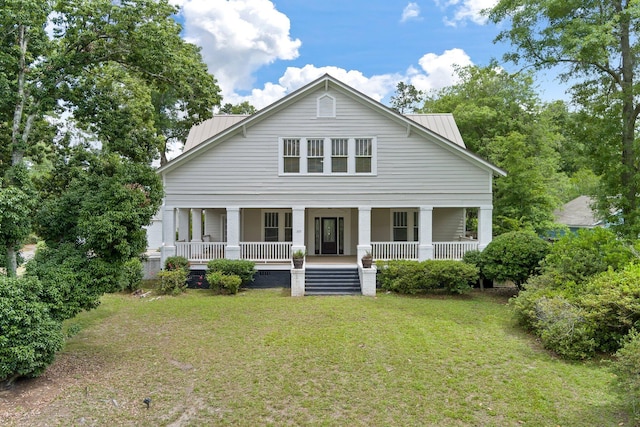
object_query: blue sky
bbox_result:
[170,0,567,109]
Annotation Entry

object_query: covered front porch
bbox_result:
[161,206,493,266]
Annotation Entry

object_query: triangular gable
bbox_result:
[158,74,506,177]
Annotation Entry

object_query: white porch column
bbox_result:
[177,208,190,242]
[418,206,434,261]
[161,206,177,266]
[292,207,306,253]
[225,207,241,259]
[357,206,372,260]
[478,205,493,251]
[191,209,203,242]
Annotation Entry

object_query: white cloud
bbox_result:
[410,48,473,91]
[401,2,422,23]
[436,0,498,26]
[228,49,472,109]
[171,0,301,99]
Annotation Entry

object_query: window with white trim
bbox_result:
[280,137,376,175]
[331,138,348,173]
[284,212,292,241]
[307,138,324,173]
[355,138,372,173]
[283,138,300,173]
[263,211,293,242]
[264,212,279,242]
[392,210,419,242]
[393,211,408,242]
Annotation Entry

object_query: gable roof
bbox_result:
[159,74,506,177]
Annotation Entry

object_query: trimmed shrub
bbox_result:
[611,329,640,418]
[378,260,478,294]
[377,260,425,294]
[164,256,189,271]
[206,271,242,295]
[118,258,144,292]
[423,260,479,294]
[206,259,256,286]
[481,231,550,288]
[0,276,64,385]
[156,269,188,295]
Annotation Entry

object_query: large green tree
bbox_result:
[420,64,570,232]
[0,0,221,276]
[489,0,640,238]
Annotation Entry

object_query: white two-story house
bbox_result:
[151,74,505,296]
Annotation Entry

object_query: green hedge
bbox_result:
[378,260,478,295]
[206,259,256,286]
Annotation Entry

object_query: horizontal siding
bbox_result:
[165,87,493,206]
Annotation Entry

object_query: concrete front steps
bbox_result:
[304,267,361,295]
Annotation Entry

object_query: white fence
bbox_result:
[372,241,478,261]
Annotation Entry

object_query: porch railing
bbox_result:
[433,241,478,260]
[372,241,479,261]
[176,241,226,262]
[372,242,419,260]
[241,242,292,262]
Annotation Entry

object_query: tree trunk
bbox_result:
[619,3,639,236]
[5,245,17,278]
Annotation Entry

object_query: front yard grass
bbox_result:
[5,289,630,426]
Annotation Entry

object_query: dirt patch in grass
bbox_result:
[0,352,104,425]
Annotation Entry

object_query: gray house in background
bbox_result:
[553,196,604,232]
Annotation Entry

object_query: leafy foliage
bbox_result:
[118,258,144,292]
[25,243,108,322]
[541,228,635,286]
[481,231,551,288]
[611,329,640,419]
[156,269,188,296]
[0,276,64,385]
[206,259,256,286]
[164,256,189,271]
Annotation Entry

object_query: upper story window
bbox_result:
[282,138,300,173]
[355,138,372,173]
[307,138,324,173]
[331,138,348,173]
[279,136,376,176]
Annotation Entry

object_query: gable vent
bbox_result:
[317,94,336,118]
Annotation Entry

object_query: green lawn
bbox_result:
[9,289,630,426]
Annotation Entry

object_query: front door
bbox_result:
[321,217,338,254]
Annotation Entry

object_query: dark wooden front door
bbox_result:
[321,217,338,254]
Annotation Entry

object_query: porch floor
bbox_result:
[306,255,358,268]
